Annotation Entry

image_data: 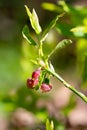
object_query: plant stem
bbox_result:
[46,68,87,103]
[39,41,44,58]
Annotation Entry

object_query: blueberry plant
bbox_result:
[22,5,87,102]
[42,1,87,89]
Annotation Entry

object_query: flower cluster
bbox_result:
[27,69,40,89]
[27,68,52,93]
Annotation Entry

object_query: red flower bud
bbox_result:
[33,78,39,86]
[32,69,40,79]
[27,78,39,89]
[27,78,34,89]
[41,83,52,93]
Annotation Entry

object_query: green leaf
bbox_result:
[71,26,87,37]
[25,5,31,17]
[50,121,54,130]
[25,5,42,34]
[41,2,62,12]
[55,39,72,49]
[31,9,42,34]
[46,119,54,130]
[46,119,50,130]
[59,1,86,24]
[48,39,72,58]
[59,1,70,13]
[22,25,37,46]
[41,13,65,41]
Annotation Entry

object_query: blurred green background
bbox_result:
[0,0,87,130]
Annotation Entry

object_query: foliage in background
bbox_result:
[0,1,87,130]
[46,119,54,130]
[22,3,87,126]
[42,0,87,88]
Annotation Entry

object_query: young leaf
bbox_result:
[31,9,42,34]
[25,5,42,34]
[50,121,54,130]
[41,13,65,41]
[46,119,50,130]
[42,2,62,12]
[55,39,72,49]
[71,26,87,37]
[22,25,37,46]
[46,119,54,130]
[25,5,31,17]
[48,39,72,58]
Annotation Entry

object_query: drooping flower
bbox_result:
[32,69,40,79]
[27,78,34,88]
[27,78,39,89]
[41,83,52,93]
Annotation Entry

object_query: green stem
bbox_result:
[39,41,44,58]
[46,68,87,103]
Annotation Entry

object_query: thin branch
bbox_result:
[46,68,87,103]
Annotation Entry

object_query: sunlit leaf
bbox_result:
[41,13,65,41]
[59,1,78,14]
[25,5,31,17]
[31,9,42,34]
[46,119,54,130]
[42,2,62,12]
[25,5,42,34]
[59,1,87,25]
[22,25,37,46]
[50,121,54,130]
[55,39,72,49]
[71,26,87,37]
[59,1,70,13]
[48,39,72,58]
[46,119,50,130]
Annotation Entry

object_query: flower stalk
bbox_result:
[46,68,87,103]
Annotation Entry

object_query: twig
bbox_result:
[46,68,87,103]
